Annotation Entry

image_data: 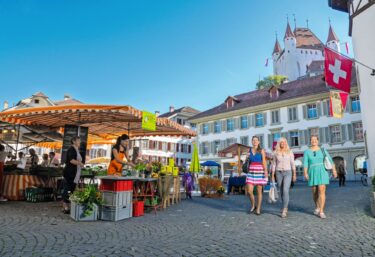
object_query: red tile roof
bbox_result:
[189,72,357,121]
[294,28,324,50]
[272,39,282,54]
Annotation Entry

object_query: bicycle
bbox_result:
[361,172,368,186]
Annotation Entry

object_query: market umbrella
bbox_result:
[201,161,220,167]
[189,143,200,173]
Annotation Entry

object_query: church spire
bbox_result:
[284,21,295,39]
[327,24,339,43]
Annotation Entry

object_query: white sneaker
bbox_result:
[313,208,320,216]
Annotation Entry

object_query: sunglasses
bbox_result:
[313,151,316,157]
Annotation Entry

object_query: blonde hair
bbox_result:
[274,137,291,154]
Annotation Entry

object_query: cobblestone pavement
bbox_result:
[1,182,375,257]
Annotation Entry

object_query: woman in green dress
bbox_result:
[303,135,337,219]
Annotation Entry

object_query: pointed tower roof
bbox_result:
[272,39,282,54]
[327,25,339,42]
[284,22,295,39]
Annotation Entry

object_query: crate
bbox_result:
[101,191,132,207]
[99,179,133,192]
[70,202,98,221]
[133,201,144,217]
[25,187,54,203]
[99,204,132,221]
[144,196,159,206]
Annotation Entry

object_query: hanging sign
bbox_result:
[329,91,349,118]
[142,111,156,131]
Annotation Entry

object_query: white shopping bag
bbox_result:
[268,183,278,204]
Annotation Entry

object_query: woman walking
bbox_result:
[245,136,268,215]
[62,136,84,214]
[271,137,296,218]
[303,135,337,219]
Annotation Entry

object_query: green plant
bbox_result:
[134,163,147,172]
[152,162,162,173]
[217,186,225,195]
[69,185,103,217]
[205,169,213,176]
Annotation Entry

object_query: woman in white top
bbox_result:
[271,137,296,218]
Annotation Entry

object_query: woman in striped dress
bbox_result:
[246,136,268,215]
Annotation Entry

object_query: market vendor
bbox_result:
[28,148,39,169]
[48,152,60,167]
[15,152,27,170]
[62,136,84,214]
[108,134,134,176]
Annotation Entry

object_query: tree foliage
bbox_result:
[256,75,288,90]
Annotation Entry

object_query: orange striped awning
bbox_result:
[0,105,196,138]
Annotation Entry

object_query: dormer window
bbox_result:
[225,96,240,109]
[34,99,40,104]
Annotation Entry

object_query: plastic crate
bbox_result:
[101,191,132,207]
[25,187,54,203]
[70,202,98,221]
[132,201,144,217]
[144,196,159,206]
[99,180,133,192]
[99,204,132,221]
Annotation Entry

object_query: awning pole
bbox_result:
[15,124,21,156]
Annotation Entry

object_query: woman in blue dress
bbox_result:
[303,135,337,219]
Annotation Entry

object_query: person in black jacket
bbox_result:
[62,136,84,214]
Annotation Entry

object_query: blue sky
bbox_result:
[0,0,351,113]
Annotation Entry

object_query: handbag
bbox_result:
[242,150,252,174]
[322,148,333,170]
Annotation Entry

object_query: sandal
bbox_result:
[319,212,326,219]
[281,209,288,218]
[249,205,257,214]
[313,208,320,216]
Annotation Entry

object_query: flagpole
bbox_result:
[325,47,375,76]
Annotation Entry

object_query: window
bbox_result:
[309,128,319,139]
[240,116,248,129]
[255,113,264,127]
[353,122,364,141]
[214,121,221,133]
[227,119,234,131]
[272,132,281,143]
[176,118,184,125]
[307,104,318,119]
[330,125,342,143]
[202,123,209,135]
[256,134,264,147]
[290,131,299,147]
[271,110,280,124]
[34,99,40,104]
[240,136,249,146]
[201,142,209,155]
[213,140,221,154]
[288,107,298,122]
[351,96,361,113]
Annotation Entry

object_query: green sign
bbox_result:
[142,111,156,131]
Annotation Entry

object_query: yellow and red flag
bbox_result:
[329,91,349,118]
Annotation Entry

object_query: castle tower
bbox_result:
[326,24,340,52]
[272,38,282,75]
[284,21,296,51]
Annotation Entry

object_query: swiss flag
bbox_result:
[324,47,353,93]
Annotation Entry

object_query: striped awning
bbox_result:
[0,105,196,138]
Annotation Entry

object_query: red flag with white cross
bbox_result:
[324,47,353,93]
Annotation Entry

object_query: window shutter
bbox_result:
[210,142,215,154]
[317,101,322,117]
[299,130,305,146]
[268,134,272,148]
[319,128,325,143]
[325,127,330,144]
[304,130,308,146]
[303,105,307,119]
[323,101,328,116]
[341,125,347,142]
[198,143,202,155]
[286,131,291,146]
[345,97,351,112]
[347,124,353,141]
[221,120,226,132]
[234,117,240,130]
[288,108,292,121]
[252,114,256,127]
[248,115,252,127]
[263,112,267,125]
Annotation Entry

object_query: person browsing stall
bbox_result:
[62,136,84,214]
[108,134,134,176]
[48,152,60,167]
[16,152,27,170]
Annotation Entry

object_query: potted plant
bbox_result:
[69,185,103,221]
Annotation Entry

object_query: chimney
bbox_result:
[64,94,71,101]
[3,101,9,110]
[155,111,160,117]
[169,106,175,113]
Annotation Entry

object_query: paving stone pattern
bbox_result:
[1,182,375,257]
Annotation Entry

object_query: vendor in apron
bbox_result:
[107,134,134,176]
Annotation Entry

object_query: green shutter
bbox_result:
[268,134,272,148]
[346,97,351,112]
[323,101,328,116]
[319,128,324,143]
[263,112,267,125]
[317,101,322,117]
[221,120,226,132]
[299,130,305,146]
